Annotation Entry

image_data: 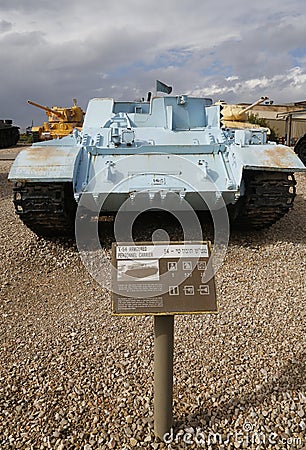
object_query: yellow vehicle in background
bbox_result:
[28,98,85,142]
[215,96,270,131]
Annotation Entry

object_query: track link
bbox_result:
[233,170,296,229]
[13,182,76,237]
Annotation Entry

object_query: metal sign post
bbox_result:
[111,241,217,441]
[154,315,174,439]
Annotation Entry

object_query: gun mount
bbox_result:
[28,100,65,120]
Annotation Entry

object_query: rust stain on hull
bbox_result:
[262,146,299,168]
[22,146,70,162]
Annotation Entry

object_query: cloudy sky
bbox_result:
[1,0,306,129]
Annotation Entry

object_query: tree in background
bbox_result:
[248,112,279,142]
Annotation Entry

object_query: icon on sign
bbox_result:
[168,262,178,271]
[182,261,192,271]
[169,286,179,296]
[183,285,195,295]
[198,285,210,295]
[197,261,207,270]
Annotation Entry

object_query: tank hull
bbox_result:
[8,95,306,236]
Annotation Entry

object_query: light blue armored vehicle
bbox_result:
[9,93,306,236]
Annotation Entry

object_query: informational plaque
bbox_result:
[112,241,217,315]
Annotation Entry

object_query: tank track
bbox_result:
[12,171,296,236]
[13,182,76,237]
[233,170,296,229]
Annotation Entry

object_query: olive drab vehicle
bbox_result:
[28,99,85,142]
[9,91,306,237]
[294,134,306,166]
[0,119,20,149]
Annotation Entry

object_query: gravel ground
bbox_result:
[0,148,305,449]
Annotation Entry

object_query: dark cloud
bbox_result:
[0,0,305,128]
[0,0,61,12]
[1,30,46,47]
[0,20,12,33]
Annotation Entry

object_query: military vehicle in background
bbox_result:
[294,134,306,165]
[0,119,20,149]
[9,92,306,237]
[28,98,85,142]
[215,96,270,131]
